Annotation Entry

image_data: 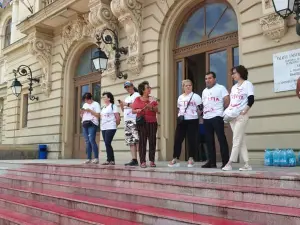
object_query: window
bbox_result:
[176,3,238,47]
[75,46,98,76]
[21,94,28,128]
[4,18,12,48]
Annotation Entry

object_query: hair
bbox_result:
[82,92,92,101]
[133,86,138,92]
[102,92,115,104]
[205,71,216,78]
[138,81,150,96]
[181,79,193,90]
[232,65,248,80]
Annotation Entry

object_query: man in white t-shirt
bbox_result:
[201,72,230,169]
[81,92,101,164]
[119,81,140,166]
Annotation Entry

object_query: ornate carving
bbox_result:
[259,13,288,42]
[88,0,119,80]
[27,34,53,96]
[264,0,273,9]
[111,0,144,75]
[62,14,95,49]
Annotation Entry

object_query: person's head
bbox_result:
[124,81,137,94]
[182,79,193,94]
[138,81,151,96]
[102,92,114,105]
[82,92,93,104]
[232,65,248,82]
[205,71,217,88]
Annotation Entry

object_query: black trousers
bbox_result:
[203,116,229,165]
[173,119,198,160]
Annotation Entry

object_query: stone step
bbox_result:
[0,206,57,225]
[0,192,141,225]
[0,181,298,225]
[15,163,300,190]
[2,168,300,208]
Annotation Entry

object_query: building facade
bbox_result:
[0,0,298,162]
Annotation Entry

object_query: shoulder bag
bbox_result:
[177,93,194,125]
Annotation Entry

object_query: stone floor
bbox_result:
[0,159,299,175]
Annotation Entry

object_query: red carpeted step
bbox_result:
[0,206,58,225]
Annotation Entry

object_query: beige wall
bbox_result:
[0,0,298,162]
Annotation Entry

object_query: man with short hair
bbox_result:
[201,72,230,169]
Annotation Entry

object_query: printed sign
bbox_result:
[273,48,300,92]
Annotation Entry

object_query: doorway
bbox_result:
[174,1,239,162]
[73,45,101,159]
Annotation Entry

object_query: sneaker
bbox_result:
[84,160,91,164]
[140,162,147,168]
[187,157,194,168]
[150,162,156,167]
[92,159,99,164]
[109,161,115,165]
[239,165,252,171]
[125,159,139,166]
[102,161,110,165]
[201,162,217,168]
[168,159,180,168]
[222,164,232,171]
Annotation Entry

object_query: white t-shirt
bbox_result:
[124,92,140,122]
[224,80,254,117]
[82,101,101,126]
[100,104,118,130]
[202,84,229,119]
[177,92,202,120]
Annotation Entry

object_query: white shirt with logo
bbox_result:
[82,101,101,126]
[177,92,202,120]
[224,80,254,117]
[124,92,140,122]
[202,84,229,119]
[100,104,118,130]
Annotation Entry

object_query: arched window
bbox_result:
[4,18,12,48]
[177,3,238,47]
[75,45,98,76]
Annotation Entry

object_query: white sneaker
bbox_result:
[84,160,91,164]
[92,159,99,164]
[222,164,232,171]
[187,157,194,168]
[239,165,252,171]
[168,159,180,167]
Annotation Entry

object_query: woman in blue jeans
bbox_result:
[101,92,120,165]
[81,92,101,164]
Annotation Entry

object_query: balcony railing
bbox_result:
[44,0,57,7]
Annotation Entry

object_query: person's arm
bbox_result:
[241,82,255,115]
[120,101,125,112]
[195,95,202,115]
[296,78,300,99]
[223,95,230,109]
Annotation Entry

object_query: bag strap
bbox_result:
[184,93,194,113]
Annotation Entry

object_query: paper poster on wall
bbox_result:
[273,48,300,92]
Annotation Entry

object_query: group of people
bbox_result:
[80,80,158,168]
[80,64,255,171]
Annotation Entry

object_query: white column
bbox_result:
[11,0,19,43]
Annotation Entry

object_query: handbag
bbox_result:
[136,115,145,125]
[82,120,94,128]
[177,93,194,125]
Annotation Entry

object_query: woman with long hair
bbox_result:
[101,92,120,165]
[168,79,202,168]
[132,81,158,168]
[222,65,255,171]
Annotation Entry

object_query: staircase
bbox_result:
[0,163,298,224]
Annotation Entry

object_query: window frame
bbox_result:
[4,18,12,48]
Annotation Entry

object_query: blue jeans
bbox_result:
[102,129,116,162]
[83,125,98,160]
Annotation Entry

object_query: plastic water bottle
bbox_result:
[264,149,273,166]
[287,149,296,167]
[273,149,280,167]
[280,149,288,167]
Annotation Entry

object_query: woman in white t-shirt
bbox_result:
[222,65,255,171]
[168,79,202,168]
[101,92,120,165]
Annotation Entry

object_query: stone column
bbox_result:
[11,0,19,43]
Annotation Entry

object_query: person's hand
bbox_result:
[145,103,153,109]
[136,109,142,113]
[119,101,124,107]
[85,108,92,113]
[240,110,247,115]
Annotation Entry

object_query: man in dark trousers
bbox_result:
[201,72,230,169]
